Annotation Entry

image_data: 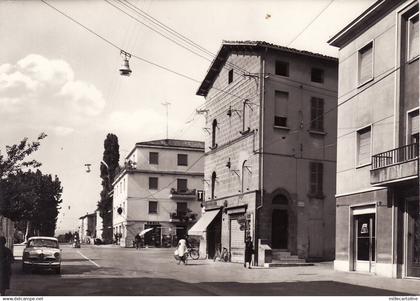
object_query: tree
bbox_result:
[97,134,120,243]
[0,170,63,237]
[0,133,47,179]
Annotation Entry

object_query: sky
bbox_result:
[0,0,376,233]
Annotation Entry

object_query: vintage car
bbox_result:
[22,236,61,274]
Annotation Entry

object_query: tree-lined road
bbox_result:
[7,245,414,296]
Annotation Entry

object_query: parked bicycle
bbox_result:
[187,248,200,260]
[213,247,230,262]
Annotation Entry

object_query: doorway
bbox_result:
[272,209,288,249]
[353,213,376,272]
[405,199,420,278]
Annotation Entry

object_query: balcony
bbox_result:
[169,188,197,200]
[169,211,197,223]
[370,143,418,185]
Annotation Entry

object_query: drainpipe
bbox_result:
[255,47,267,266]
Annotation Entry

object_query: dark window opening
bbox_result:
[149,152,159,165]
[311,68,324,83]
[177,154,188,166]
[177,178,188,192]
[149,177,158,190]
[211,119,218,148]
[177,202,188,214]
[275,61,289,77]
[274,116,287,127]
[228,69,233,84]
[149,201,158,214]
[310,97,324,131]
[211,171,216,199]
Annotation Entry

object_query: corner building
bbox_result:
[194,41,338,265]
[329,0,420,278]
[112,139,204,247]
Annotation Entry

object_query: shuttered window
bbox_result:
[177,178,188,192]
[310,97,324,131]
[149,201,158,214]
[310,162,323,196]
[409,110,419,135]
[409,13,419,61]
[149,177,158,190]
[274,91,288,127]
[358,42,373,84]
[357,126,371,166]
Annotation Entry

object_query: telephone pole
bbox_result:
[161,101,171,139]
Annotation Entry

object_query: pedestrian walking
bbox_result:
[0,236,13,296]
[175,237,188,265]
[244,236,253,269]
[134,233,141,250]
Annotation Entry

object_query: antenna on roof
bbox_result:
[161,101,171,139]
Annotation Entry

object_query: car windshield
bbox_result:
[28,239,58,248]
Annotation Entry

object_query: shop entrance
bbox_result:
[405,200,420,278]
[353,213,376,272]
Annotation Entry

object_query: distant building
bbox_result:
[194,41,338,265]
[328,0,419,278]
[112,139,204,247]
[79,212,96,243]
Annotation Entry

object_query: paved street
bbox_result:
[5,244,420,296]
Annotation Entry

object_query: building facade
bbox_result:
[329,0,419,278]
[194,41,338,264]
[79,212,96,243]
[112,139,204,247]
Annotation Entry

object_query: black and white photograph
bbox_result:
[0,0,419,298]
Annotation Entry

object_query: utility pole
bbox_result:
[161,101,171,139]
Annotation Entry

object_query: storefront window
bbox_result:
[406,201,420,277]
[355,214,375,261]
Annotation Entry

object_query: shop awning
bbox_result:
[188,210,220,236]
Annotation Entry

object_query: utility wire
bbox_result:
[117,0,249,75]
[287,0,335,47]
[40,0,250,103]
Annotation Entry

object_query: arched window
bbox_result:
[212,119,218,148]
[272,194,288,205]
[241,100,251,134]
[211,171,217,199]
[241,160,251,192]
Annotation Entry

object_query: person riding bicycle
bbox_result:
[175,237,188,265]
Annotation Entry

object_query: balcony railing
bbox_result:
[169,211,197,222]
[372,143,418,169]
[169,188,196,197]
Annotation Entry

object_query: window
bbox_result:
[177,154,188,166]
[408,13,419,61]
[149,201,158,214]
[211,119,218,148]
[309,162,323,196]
[408,109,419,144]
[275,61,289,77]
[177,202,188,214]
[177,178,188,192]
[358,42,373,85]
[211,171,217,199]
[357,126,372,166]
[310,97,324,131]
[228,69,233,84]
[241,100,251,134]
[241,160,251,192]
[311,68,324,83]
[274,91,288,127]
[149,177,158,190]
[149,152,159,165]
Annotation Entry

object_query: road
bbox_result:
[7,245,418,296]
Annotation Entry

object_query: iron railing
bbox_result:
[372,143,418,169]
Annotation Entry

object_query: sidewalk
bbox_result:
[204,259,420,295]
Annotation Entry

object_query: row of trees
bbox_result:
[0,134,63,238]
